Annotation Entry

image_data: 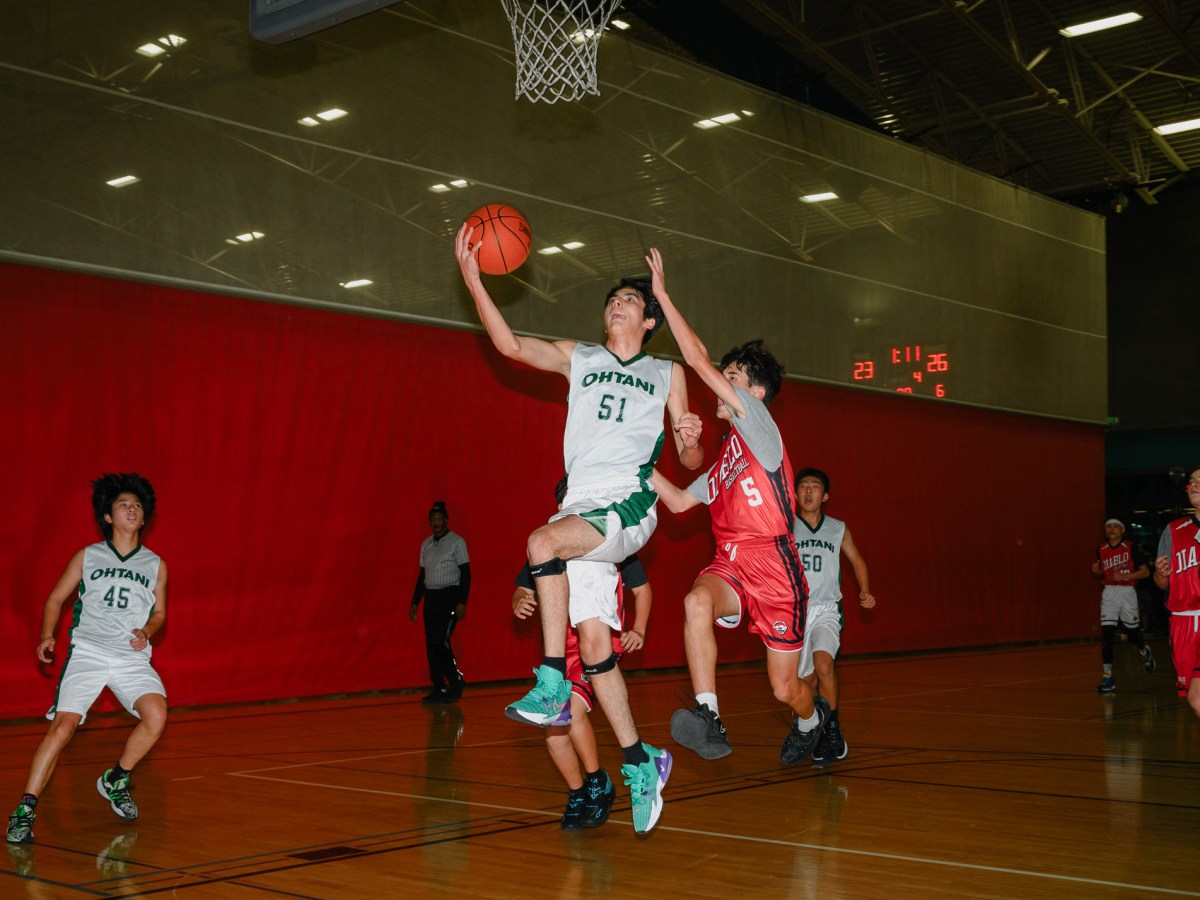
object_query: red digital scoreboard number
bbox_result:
[851,344,950,398]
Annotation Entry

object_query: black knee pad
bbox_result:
[582,652,619,681]
[529,557,567,579]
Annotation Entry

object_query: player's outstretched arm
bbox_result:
[37,549,85,662]
[647,247,745,418]
[456,222,574,375]
[651,468,701,515]
[666,368,704,470]
[841,526,875,608]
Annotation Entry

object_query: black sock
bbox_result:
[20,793,37,809]
[111,763,131,782]
[622,741,649,766]
[542,656,567,676]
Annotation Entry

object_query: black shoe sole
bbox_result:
[669,708,732,760]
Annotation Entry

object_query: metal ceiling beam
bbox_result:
[739,0,954,157]
[940,0,1141,187]
[853,0,1053,186]
[1026,0,1190,193]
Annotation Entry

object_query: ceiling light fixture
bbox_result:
[538,246,563,255]
[562,241,585,250]
[801,192,838,203]
[1058,12,1142,37]
[106,175,140,188]
[316,108,347,121]
[136,34,187,57]
[1153,117,1200,136]
[611,19,631,30]
[340,279,373,289]
[229,231,265,244]
[694,112,742,129]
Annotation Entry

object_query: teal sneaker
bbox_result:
[6,804,34,845]
[97,770,138,821]
[504,665,572,727]
[621,743,672,834]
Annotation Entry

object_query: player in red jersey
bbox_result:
[1153,465,1200,718]
[646,249,826,766]
[1091,517,1154,693]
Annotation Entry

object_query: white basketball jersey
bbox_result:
[564,343,673,489]
[793,515,845,608]
[72,541,162,656]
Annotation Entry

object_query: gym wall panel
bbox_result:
[0,261,1103,719]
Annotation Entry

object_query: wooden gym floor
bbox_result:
[1,640,1198,898]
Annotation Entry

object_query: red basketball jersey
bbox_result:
[1161,516,1200,613]
[1097,539,1142,585]
[701,427,796,545]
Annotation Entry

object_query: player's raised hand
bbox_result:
[645,247,667,299]
[455,221,482,283]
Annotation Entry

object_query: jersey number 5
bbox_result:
[740,477,763,507]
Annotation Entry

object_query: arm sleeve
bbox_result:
[1158,527,1172,560]
[618,554,648,589]
[457,563,471,606]
[686,469,713,505]
[729,386,784,471]
[411,567,425,606]
[515,563,535,590]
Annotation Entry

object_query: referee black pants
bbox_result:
[421,587,463,693]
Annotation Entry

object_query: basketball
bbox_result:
[464,204,532,275]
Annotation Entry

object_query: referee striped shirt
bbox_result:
[419,531,469,589]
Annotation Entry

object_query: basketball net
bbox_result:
[500,0,624,103]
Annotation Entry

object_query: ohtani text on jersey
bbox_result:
[580,370,657,394]
[88,567,151,588]
[797,538,837,554]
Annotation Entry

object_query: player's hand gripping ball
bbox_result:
[463,204,532,275]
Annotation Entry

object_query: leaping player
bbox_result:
[455,225,703,834]
[645,248,828,766]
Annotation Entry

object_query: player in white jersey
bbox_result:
[793,468,875,766]
[456,225,703,834]
[7,473,169,846]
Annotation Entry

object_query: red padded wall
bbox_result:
[0,262,1103,719]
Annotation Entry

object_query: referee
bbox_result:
[410,501,470,703]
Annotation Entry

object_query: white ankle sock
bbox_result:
[696,692,718,715]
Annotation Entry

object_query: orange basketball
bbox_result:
[464,204,532,275]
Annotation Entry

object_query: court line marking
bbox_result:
[230,771,1200,896]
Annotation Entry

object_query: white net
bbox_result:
[500,0,624,104]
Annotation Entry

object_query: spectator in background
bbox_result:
[410,501,469,704]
